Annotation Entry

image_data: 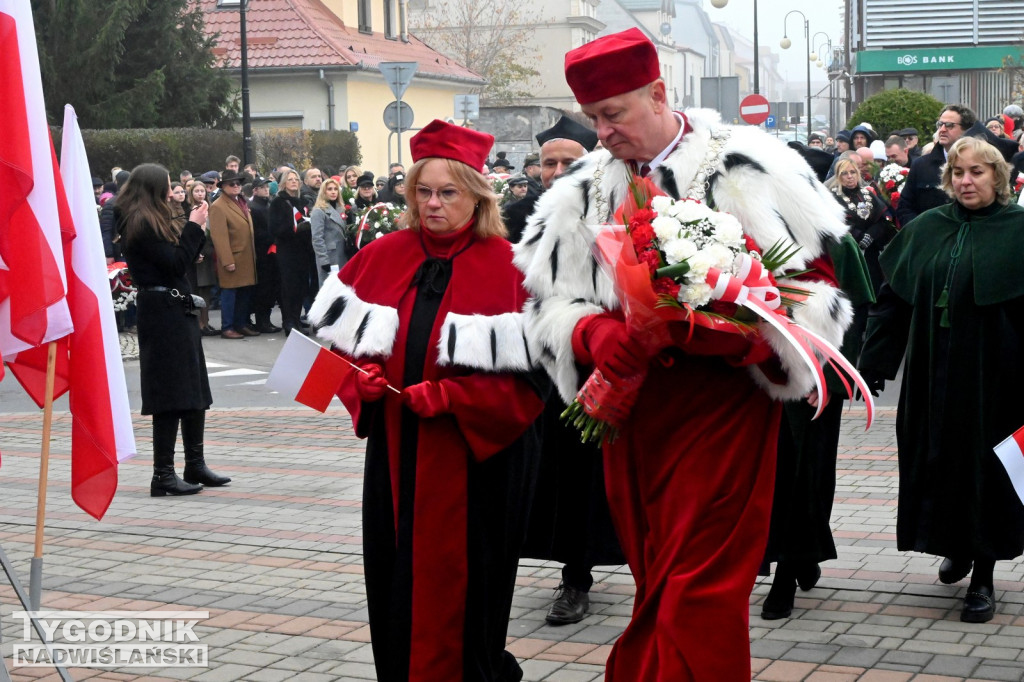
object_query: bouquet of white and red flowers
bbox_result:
[877,163,909,206]
[562,175,872,444]
[354,202,406,250]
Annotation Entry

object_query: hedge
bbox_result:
[50,127,361,180]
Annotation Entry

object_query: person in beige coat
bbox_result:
[208,170,258,339]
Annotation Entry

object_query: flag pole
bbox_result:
[29,340,57,611]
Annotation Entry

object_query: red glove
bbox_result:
[402,381,451,418]
[579,316,647,378]
[355,364,389,402]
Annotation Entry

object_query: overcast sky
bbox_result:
[701,0,844,87]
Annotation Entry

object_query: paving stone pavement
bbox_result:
[1,405,1023,682]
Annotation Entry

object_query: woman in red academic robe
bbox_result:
[307,120,545,682]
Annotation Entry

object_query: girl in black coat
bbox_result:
[118,164,231,496]
[269,169,316,335]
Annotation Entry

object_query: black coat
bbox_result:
[502,193,540,244]
[896,143,949,226]
[122,219,212,415]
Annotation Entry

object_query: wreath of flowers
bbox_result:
[354,202,406,250]
[108,262,137,312]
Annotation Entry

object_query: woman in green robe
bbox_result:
[859,136,1024,623]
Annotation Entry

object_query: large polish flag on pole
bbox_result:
[58,105,136,519]
[0,0,73,372]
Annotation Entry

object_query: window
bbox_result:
[384,0,397,39]
[358,0,372,33]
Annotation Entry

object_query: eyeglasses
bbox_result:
[935,120,961,130]
[415,185,463,204]
[222,181,242,187]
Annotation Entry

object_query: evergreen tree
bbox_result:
[31,0,237,128]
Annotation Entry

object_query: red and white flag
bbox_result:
[994,424,1024,506]
[0,0,73,369]
[267,331,350,412]
[57,104,136,519]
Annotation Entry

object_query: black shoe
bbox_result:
[545,584,588,625]
[151,472,203,497]
[961,585,995,623]
[761,576,796,620]
[201,326,220,337]
[256,323,282,333]
[939,557,973,584]
[796,563,822,591]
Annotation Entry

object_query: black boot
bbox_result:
[962,558,996,623]
[183,445,231,487]
[180,410,230,487]
[151,413,203,497]
[761,563,797,620]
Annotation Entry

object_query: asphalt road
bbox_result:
[0,308,903,413]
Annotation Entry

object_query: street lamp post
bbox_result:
[217,0,253,167]
[812,33,833,134]
[709,0,758,95]
[780,10,811,143]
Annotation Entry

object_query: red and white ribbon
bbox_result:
[355,202,394,250]
[706,255,874,428]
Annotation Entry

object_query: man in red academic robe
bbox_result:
[513,29,852,681]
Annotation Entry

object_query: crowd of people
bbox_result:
[104,27,1024,682]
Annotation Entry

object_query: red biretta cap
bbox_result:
[564,28,661,105]
[410,120,494,172]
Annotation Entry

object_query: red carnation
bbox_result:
[885,180,895,190]
[638,248,661,275]
[631,208,656,225]
[652,277,681,298]
[743,234,760,255]
[630,222,655,250]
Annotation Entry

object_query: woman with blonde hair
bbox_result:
[860,136,1024,623]
[342,165,360,189]
[310,176,347,287]
[308,120,542,682]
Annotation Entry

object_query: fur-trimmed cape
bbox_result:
[513,108,853,402]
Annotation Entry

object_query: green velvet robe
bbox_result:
[860,200,1024,559]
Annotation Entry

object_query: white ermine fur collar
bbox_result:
[514,108,852,403]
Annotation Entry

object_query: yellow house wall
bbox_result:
[344,76,473,175]
[237,70,475,174]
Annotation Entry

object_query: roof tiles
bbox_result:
[201,0,482,82]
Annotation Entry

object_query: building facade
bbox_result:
[202,0,484,174]
[846,0,1024,117]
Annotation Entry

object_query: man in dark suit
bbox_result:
[897,105,973,226]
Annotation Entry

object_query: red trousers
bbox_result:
[603,354,780,681]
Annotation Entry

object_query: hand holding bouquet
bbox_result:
[563,174,873,444]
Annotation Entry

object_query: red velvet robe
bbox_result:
[322,225,544,682]
[572,256,839,682]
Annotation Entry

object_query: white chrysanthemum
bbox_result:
[685,249,717,282]
[711,213,745,247]
[706,243,735,270]
[680,283,713,307]
[652,216,680,241]
[375,231,383,239]
[651,195,674,214]
[663,238,698,264]
[373,221,381,229]
[671,199,712,224]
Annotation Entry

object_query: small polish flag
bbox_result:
[266,331,349,412]
[993,424,1024,506]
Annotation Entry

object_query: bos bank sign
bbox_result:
[856,46,1018,74]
